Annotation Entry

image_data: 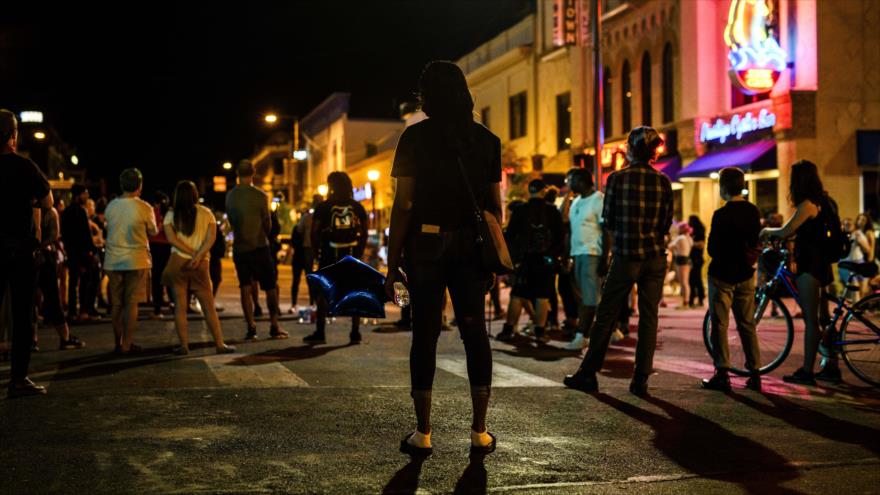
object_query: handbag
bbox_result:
[456,157,513,274]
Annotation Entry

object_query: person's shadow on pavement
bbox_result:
[382,456,426,495]
[453,452,488,495]
[729,391,880,456]
[228,344,350,365]
[594,393,805,495]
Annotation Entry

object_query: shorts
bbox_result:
[574,254,602,306]
[674,256,691,266]
[161,253,213,295]
[107,269,148,306]
[232,247,277,290]
[510,256,555,300]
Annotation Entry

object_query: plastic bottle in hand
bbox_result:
[393,282,410,308]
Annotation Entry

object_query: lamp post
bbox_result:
[264,113,307,207]
[367,169,380,231]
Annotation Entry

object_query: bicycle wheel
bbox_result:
[840,293,880,387]
[703,293,795,376]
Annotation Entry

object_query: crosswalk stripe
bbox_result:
[201,354,309,388]
[436,357,561,388]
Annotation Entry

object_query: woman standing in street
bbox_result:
[668,222,693,309]
[162,181,235,355]
[688,215,706,308]
[384,61,502,456]
[761,160,834,385]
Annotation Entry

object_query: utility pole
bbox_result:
[591,0,603,191]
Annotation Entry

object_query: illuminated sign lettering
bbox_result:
[699,108,776,144]
[553,0,579,47]
[724,0,787,95]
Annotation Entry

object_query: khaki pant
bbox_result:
[708,276,761,372]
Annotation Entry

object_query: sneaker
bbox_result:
[269,326,289,340]
[150,312,165,320]
[534,332,551,345]
[610,329,625,343]
[173,345,190,356]
[216,345,236,354]
[563,370,598,393]
[564,333,587,351]
[59,335,85,350]
[745,375,762,391]
[815,365,842,384]
[303,332,326,345]
[783,368,817,386]
[701,371,731,392]
[495,330,515,342]
[349,332,362,344]
[7,377,47,398]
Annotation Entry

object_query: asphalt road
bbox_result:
[1,261,878,494]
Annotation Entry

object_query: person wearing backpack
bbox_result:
[303,171,368,345]
[496,179,564,344]
[761,160,840,386]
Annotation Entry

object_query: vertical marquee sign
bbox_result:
[724,0,787,95]
[553,0,579,47]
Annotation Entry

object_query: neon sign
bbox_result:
[700,108,776,144]
[724,0,787,95]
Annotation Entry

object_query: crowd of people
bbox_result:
[2,58,878,465]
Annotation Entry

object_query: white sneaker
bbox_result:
[564,333,587,350]
[610,329,625,343]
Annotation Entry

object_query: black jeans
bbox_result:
[1,249,38,381]
[150,242,172,312]
[291,247,315,307]
[37,253,66,326]
[557,270,580,321]
[689,254,705,306]
[66,253,94,317]
[406,229,492,391]
[580,254,666,376]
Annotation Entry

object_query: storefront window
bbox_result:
[755,178,778,217]
[863,171,880,221]
[621,60,632,133]
[556,92,572,151]
[641,52,652,126]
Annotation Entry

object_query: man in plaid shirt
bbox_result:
[564,126,673,397]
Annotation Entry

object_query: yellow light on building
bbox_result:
[213,176,227,192]
[264,114,279,124]
[222,161,233,170]
[317,184,328,196]
[34,131,46,140]
[710,172,720,180]
[367,170,380,182]
[70,155,79,165]
[564,137,572,145]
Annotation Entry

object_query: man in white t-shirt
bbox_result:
[564,168,607,351]
[103,168,158,354]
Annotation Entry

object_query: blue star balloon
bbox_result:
[307,255,387,318]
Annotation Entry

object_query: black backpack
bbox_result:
[523,202,552,255]
[323,204,363,251]
[819,198,850,264]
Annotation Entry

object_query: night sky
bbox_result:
[2,1,533,194]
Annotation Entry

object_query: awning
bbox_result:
[653,155,681,179]
[677,140,776,179]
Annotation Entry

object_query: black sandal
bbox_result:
[399,432,432,457]
[470,432,497,454]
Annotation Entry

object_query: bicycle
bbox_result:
[702,241,880,386]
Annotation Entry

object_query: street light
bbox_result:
[34,131,46,140]
[367,170,380,182]
[264,113,279,124]
[223,161,233,170]
[317,184,328,197]
[70,155,79,166]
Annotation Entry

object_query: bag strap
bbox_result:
[455,157,485,224]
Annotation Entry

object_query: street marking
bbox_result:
[487,458,880,492]
[201,354,309,388]
[436,357,560,388]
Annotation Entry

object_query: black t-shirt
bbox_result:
[707,200,762,284]
[391,119,502,230]
[313,197,368,261]
[506,198,565,259]
[0,153,50,249]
